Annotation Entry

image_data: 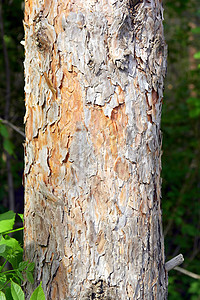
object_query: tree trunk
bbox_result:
[24,0,168,299]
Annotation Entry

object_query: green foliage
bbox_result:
[0,211,45,299]
[193,28,200,69]
[188,281,200,299]
[0,211,16,234]
[10,281,24,300]
[0,291,6,300]
[30,283,45,300]
[187,97,200,118]
[191,27,200,34]
[0,0,25,213]
[0,280,45,300]
[194,51,200,59]
[0,123,15,156]
[163,0,200,299]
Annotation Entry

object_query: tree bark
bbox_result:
[24,0,168,299]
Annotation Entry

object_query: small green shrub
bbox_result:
[0,211,45,300]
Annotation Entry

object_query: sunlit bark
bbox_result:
[24,0,168,299]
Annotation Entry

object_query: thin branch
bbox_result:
[2,227,24,235]
[174,266,200,280]
[0,117,25,138]
[165,254,184,271]
[166,255,200,280]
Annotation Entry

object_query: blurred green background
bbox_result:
[0,0,199,298]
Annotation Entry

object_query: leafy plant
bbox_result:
[163,0,200,299]
[0,123,15,157]
[186,97,200,118]
[0,211,45,299]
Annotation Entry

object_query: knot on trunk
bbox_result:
[82,280,116,300]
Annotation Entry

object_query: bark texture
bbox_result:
[24,0,168,299]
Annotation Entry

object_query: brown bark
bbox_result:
[24,0,168,299]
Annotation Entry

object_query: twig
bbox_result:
[165,254,184,271]
[2,227,24,235]
[174,266,200,280]
[0,117,25,138]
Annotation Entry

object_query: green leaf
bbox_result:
[0,244,6,253]
[17,214,24,223]
[0,291,6,300]
[3,139,14,156]
[26,271,34,284]
[194,51,200,59]
[4,287,12,300]
[18,261,29,271]
[0,236,23,254]
[11,276,20,286]
[187,97,200,118]
[191,27,200,34]
[189,281,200,294]
[0,274,7,285]
[11,281,24,300]
[27,262,35,272]
[15,270,24,282]
[30,282,45,300]
[0,211,16,234]
[0,236,23,255]
[0,124,9,139]
[0,236,23,268]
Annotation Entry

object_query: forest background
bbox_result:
[0,0,199,299]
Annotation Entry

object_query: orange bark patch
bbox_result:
[94,131,104,151]
[60,127,70,149]
[109,122,118,157]
[73,206,83,226]
[111,103,128,144]
[114,202,122,215]
[26,106,33,141]
[92,176,110,218]
[36,130,49,150]
[60,70,84,129]
[89,102,128,162]
[119,184,127,207]
[96,231,106,254]
[58,95,71,131]
[49,148,61,176]
[114,157,129,181]
[152,89,158,104]
[50,263,68,299]
[24,0,33,24]
[43,0,52,17]
[116,85,125,104]
[62,65,76,93]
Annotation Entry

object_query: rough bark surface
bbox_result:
[24,0,168,299]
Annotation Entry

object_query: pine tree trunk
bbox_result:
[24,0,168,299]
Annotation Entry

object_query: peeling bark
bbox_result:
[24,0,168,299]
